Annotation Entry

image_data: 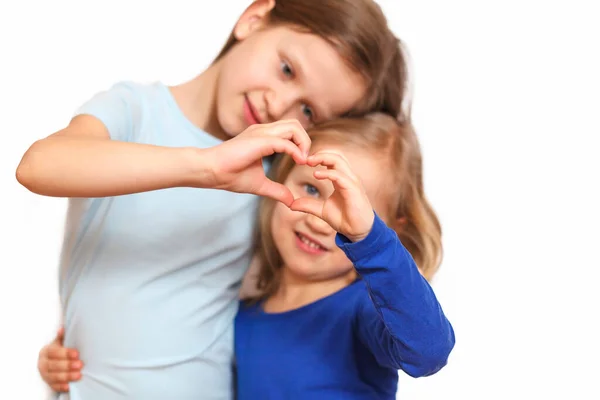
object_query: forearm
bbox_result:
[16,136,215,197]
[337,214,455,376]
[359,246,454,376]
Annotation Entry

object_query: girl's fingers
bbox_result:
[47,370,81,384]
[289,197,323,218]
[256,179,294,208]
[258,137,305,167]
[307,151,357,181]
[47,359,83,373]
[47,359,71,373]
[313,169,354,192]
[264,120,311,159]
[46,344,78,361]
[50,383,70,393]
[55,327,65,342]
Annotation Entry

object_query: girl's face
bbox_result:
[270,141,392,284]
[214,3,366,138]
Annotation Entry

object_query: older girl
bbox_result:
[19,1,409,398]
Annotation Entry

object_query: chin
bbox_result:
[215,109,245,138]
[217,121,243,139]
[281,261,313,279]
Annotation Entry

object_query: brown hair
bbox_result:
[253,113,443,300]
[214,0,411,122]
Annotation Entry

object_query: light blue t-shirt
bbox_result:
[57,82,260,399]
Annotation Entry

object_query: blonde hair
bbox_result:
[253,113,443,300]
[214,0,411,122]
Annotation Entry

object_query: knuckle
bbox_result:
[56,372,68,383]
[46,373,58,384]
[48,361,59,372]
[51,360,67,373]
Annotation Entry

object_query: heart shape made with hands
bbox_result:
[286,150,350,214]
[215,120,372,241]
[281,150,375,242]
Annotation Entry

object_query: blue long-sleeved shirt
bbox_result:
[235,213,455,399]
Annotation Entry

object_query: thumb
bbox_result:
[55,326,65,344]
[290,197,323,218]
[256,179,294,207]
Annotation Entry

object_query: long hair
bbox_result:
[253,113,443,301]
[214,0,411,122]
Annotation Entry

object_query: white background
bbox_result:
[1,1,599,398]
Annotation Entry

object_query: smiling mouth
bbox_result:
[295,232,328,252]
[244,95,261,125]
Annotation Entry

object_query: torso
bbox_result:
[234,281,399,400]
[59,81,261,399]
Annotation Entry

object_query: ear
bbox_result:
[233,0,276,41]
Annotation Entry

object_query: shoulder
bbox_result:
[236,300,262,318]
[75,81,171,140]
[105,80,161,93]
[82,80,168,107]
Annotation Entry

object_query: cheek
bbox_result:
[233,48,275,89]
[270,204,282,233]
[271,202,292,233]
[329,250,354,274]
[307,248,355,281]
[219,48,254,92]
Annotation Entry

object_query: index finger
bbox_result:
[307,151,356,180]
[265,119,311,159]
[47,344,80,361]
[257,137,306,167]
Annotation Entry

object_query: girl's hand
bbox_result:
[209,119,311,207]
[290,151,374,242]
[37,327,83,393]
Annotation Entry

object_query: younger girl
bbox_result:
[236,113,454,398]
[18,0,409,398]
[40,113,455,399]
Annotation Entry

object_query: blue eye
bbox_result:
[281,61,293,77]
[301,104,313,121]
[303,184,319,197]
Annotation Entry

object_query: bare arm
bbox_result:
[15,114,214,198]
[16,116,311,204]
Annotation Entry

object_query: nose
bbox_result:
[304,213,334,236]
[265,87,302,123]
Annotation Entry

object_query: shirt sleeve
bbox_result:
[335,212,456,377]
[74,81,142,142]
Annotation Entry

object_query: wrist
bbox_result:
[180,147,217,188]
[345,211,375,243]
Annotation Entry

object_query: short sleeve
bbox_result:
[75,81,142,142]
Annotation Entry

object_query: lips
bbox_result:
[243,95,261,125]
[295,231,329,255]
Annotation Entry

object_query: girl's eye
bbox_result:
[303,184,319,197]
[281,61,293,77]
[301,104,313,121]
